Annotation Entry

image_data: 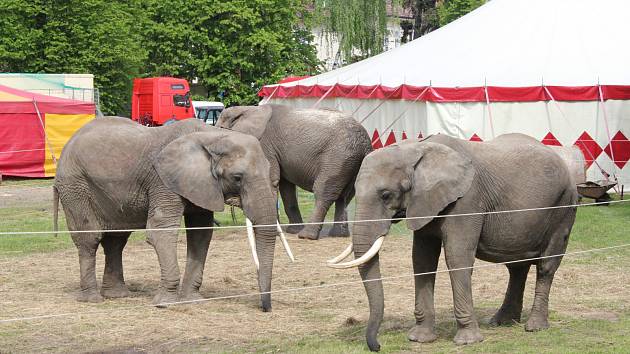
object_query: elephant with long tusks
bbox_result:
[54,116,291,311]
[328,133,577,351]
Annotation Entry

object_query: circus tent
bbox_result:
[259,0,630,184]
[0,84,95,178]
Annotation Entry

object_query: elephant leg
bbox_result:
[298,174,344,240]
[525,225,571,331]
[146,203,184,307]
[443,217,484,345]
[279,178,304,234]
[327,197,349,237]
[329,184,353,237]
[66,208,104,303]
[489,263,530,326]
[100,232,131,298]
[74,234,104,303]
[408,232,441,343]
[298,196,334,240]
[180,210,213,301]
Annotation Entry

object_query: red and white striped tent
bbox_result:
[260,0,630,184]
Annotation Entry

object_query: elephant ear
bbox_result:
[216,105,272,139]
[154,132,226,212]
[405,142,474,231]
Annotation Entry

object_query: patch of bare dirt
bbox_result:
[0,228,629,353]
[0,185,54,209]
[1,184,629,351]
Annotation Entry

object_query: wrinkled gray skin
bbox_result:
[349,133,577,351]
[54,117,278,310]
[217,104,372,239]
[548,145,587,185]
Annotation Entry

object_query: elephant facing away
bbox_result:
[328,133,577,351]
[217,104,373,240]
[54,117,279,311]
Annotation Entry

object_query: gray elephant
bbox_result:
[217,104,373,240]
[53,117,278,311]
[548,145,587,185]
[328,133,577,351]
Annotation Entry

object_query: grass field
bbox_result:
[0,178,629,353]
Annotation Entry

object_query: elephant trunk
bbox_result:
[243,187,278,312]
[352,215,387,352]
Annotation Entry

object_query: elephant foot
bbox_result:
[76,289,104,303]
[152,290,179,308]
[453,326,483,345]
[298,228,320,240]
[408,324,438,343]
[283,224,304,234]
[525,315,549,332]
[101,285,130,299]
[327,226,350,237]
[180,290,205,303]
[489,308,521,326]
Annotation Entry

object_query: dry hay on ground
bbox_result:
[1,184,628,352]
[1,229,628,353]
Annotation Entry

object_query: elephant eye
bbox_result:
[380,190,392,201]
[232,173,243,183]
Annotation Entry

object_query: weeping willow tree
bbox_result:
[313,0,402,63]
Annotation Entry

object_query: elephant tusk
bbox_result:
[246,218,259,271]
[277,221,295,262]
[327,243,353,265]
[327,237,384,269]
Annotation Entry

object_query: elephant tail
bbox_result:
[53,186,59,237]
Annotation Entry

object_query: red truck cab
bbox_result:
[131,77,194,126]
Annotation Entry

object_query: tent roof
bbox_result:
[0,84,95,114]
[260,0,630,102]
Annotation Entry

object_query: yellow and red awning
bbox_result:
[0,84,95,177]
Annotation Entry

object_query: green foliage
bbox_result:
[0,0,147,115]
[142,0,320,106]
[402,0,439,40]
[437,0,486,26]
[0,0,46,72]
[44,0,147,115]
[0,0,319,112]
[312,0,402,64]
[0,0,489,111]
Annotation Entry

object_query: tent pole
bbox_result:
[484,79,496,139]
[382,86,430,132]
[351,84,379,116]
[597,83,620,192]
[311,80,337,109]
[260,85,280,105]
[359,83,400,124]
[33,99,57,165]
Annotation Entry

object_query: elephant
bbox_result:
[327,133,578,351]
[216,104,373,240]
[548,145,587,186]
[53,116,279,311]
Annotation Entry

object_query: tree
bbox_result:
[402,0,439,42]
[0,0,148,115]
[437,0,485,26]
[312,0,401,63]
[43,0,148,114]
[142,0,320,106]
[0,0,46,72]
